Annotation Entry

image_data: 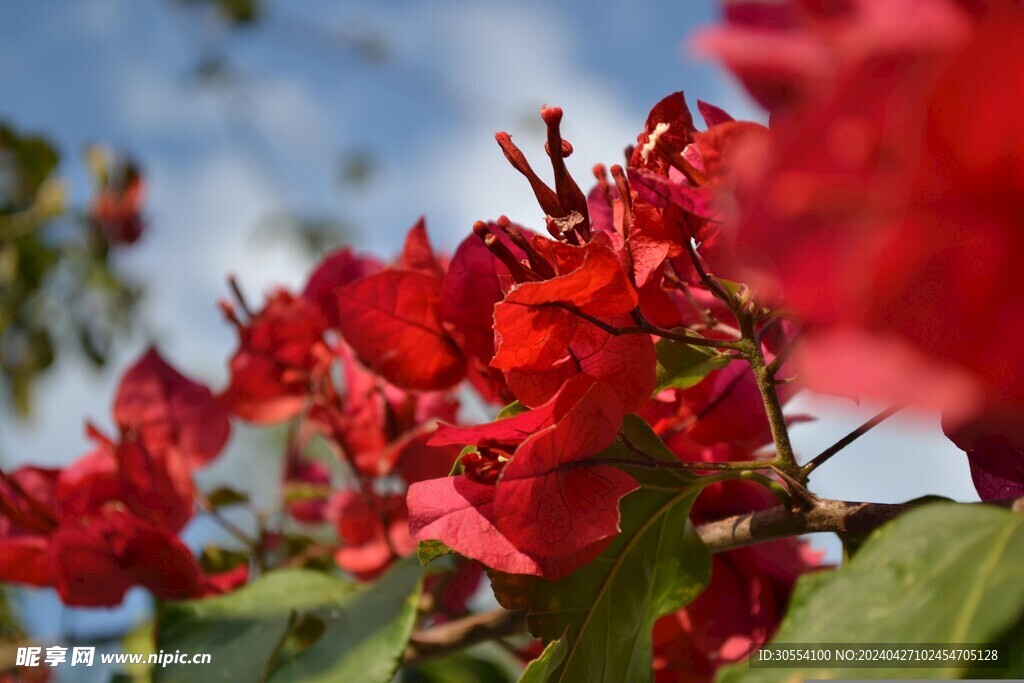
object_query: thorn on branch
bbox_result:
[771,465,818,511]
[228,275,255,319]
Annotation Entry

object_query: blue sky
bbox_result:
[0,0,977,647]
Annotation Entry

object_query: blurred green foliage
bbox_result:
[0,122,140,417]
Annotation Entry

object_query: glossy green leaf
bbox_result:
[494,416,711,683]
[718,503,1024,682]
[155,557,425,682]
[653,337,730,394]
[519,640,567,683]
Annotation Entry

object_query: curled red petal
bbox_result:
[697,99,736,127]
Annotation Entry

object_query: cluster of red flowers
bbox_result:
[219,223,474,579]
[0,349,238,606]
[1,89,817,673]
[3,0,1022,680]
[88,151,146,247]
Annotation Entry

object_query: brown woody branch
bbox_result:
[695,499,915,553]
[697,496,1024,553]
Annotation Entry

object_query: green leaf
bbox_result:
[964,614,1024,678]
[492,417,711,683]
[418,539,455,566]
[840,495,955,560]
[716,278,744,300]
[614,414,695,488]
[155,557,425,682]
[449,445,475,477]
[496,400,527,419]
[0,123,60,205]
[653,337,730,394]
[198,545,249,575]
[519,640,567,683]
[718,503,1024,682]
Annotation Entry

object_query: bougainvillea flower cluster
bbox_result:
[0,349,235,606]
[0,86,832,676]
[4,1,1022,679]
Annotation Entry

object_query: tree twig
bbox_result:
[594,456,779,472]
[403,608,528,666]
[738,329,800,477]
[196,491,261,551]
[800,405,902,479]
[545,301,744,350]
[227,274,254,318]
[683,238,735,306]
